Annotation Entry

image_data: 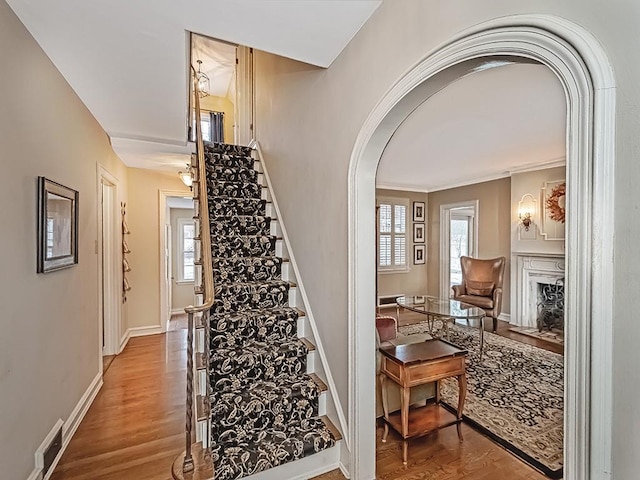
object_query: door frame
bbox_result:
[347,15,615,480]
[97,165,121,362]
[159,189,193,331]
[439,200,479,298]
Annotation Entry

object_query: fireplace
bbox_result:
[513,254,565,328]
[536,279,564,331]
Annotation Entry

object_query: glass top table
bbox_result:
[395,295,487,358]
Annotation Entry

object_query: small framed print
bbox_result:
[413,201,425,222]
[414,244,426,265]
[37,177,79,273]
[413,223,425,243]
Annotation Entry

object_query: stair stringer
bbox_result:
[251,141,350,453]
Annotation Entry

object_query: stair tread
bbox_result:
[210,372,324,400]
[212,337,310,356]
[210,305,299,321]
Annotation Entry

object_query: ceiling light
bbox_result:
[178,166,193,187]
[195,59,209,98]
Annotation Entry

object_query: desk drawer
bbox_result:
[406,357,465,386]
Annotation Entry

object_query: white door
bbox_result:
[165,223,172,324]
[439,202,478,297]
[101,180,119,356]
[449,211,475,289]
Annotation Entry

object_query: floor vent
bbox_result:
[42,427,62,476]
[36,419,63,479]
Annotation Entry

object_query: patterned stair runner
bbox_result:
[205,143,337,480]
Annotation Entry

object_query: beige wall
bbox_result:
[511,166,566,255]
[376,188,429,300]
[170,208,195,311]
[0,2,128,479]
[200,95,235,144]
[126,169,190,329]
[254,3,640,473]
[426,178,512,314]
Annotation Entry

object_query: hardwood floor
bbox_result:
[51,322,187,480]
[313,421,548,480]
[51,311,559,479]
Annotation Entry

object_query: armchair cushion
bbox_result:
[455,294,494,309]
[466,280,495,296]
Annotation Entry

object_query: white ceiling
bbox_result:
[167,197,194,209]
[377,63,567,192]
[192,35,236,99]
[6,0,381,170]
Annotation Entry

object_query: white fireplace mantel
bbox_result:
[512,253,565,327]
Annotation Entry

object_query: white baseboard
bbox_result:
[171,308,186,315]
[119,329,131,353]
[242,444,340,480]
[30,372,103,480]
[128,325,164,337]
[498,313,511,323]
[26,468,42,480]
[119,325,164,353]
[339,460,351,479]
[62,372,103,449]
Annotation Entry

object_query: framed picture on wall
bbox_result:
[413,223,425,243]
[413,201,425,221]
[414,244,426,265]
[37,176,79,273]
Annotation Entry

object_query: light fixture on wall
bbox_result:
[178,164,193,188]
[195,59,209,98]
[518,193,536,231]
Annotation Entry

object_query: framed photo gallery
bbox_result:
[412,201,425,264]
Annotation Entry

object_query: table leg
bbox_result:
[479,316,485,361]
[401,386,410,464]
[444,316,451,340]
[456,373,467,442]
[380,374,390,443]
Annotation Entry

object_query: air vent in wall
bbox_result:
[42,427,62,476]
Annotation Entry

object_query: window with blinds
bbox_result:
[377,197,409,271]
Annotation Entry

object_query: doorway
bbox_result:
[440,201,478,298]
[348,17,615,480]
[98,167,120,368]
[160,192,195,331]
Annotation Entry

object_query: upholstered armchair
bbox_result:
[375,316,434,417]
[451,256,506,332]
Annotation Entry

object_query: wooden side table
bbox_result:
[379,339,468,464]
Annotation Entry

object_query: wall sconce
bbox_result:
[178,164,193,188]
[518,194,536,231]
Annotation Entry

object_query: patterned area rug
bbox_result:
[399,321,564,478]
[509,326,564,346]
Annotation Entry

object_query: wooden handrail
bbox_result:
[186,66,215,315]
[181,65,215,474]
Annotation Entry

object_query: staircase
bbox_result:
[173,141,342,480]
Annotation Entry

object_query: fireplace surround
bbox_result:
[513,253,565,328]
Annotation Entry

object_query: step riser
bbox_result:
[207,182,262,200]
[210,356,307,391]
[213,283,290,314]
[210,235,276,258]
[213,257,283,284]
[210,215,271,234]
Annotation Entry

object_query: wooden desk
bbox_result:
[379,339,468,464]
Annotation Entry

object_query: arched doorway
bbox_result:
[347,15,615,480]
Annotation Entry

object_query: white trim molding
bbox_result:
[347,15,615,480]
[30,373,104,480]
[439,200,479,299]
